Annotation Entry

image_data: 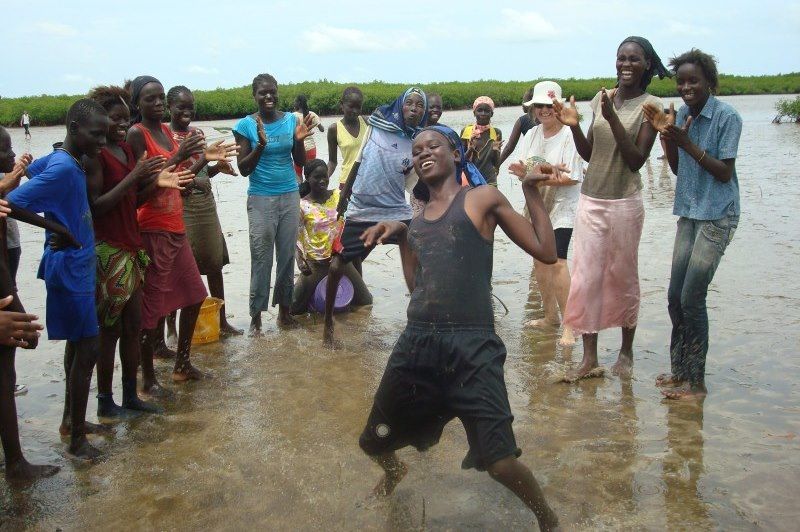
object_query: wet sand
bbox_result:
[2,94,799,529]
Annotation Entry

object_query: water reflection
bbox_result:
[663,398,712,529]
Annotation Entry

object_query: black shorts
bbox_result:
[338,219,411,263]
[359,323,521,471]
[554,228,573,260]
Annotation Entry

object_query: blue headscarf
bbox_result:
[421,125,487,187]
[368,87,428,138]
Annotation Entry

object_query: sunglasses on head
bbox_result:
[533,103,553,109]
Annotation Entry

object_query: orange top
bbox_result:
[135,123,185,233]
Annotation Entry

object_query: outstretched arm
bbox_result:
[467,182,556,264]
[327,123,338,177]
[360,221,417,292]
[7,202,80,248]
[499,118,523,166]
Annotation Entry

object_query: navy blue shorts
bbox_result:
[359,323,521,471]
[338,219,411,263]
[554,228,573,260]
[46,289,99,341]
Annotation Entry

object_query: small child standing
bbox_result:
[358,125,559,530]
[8,99,109,459]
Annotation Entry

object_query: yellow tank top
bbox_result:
[335,116,367,185]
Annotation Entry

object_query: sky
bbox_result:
[3,0,799,98]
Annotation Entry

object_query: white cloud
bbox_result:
[665,20,712,36]
[185,65,220,75]
[488,9,560,42]
[36,21,78,37]
[299,25,420,53]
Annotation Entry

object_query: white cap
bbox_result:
[524,81,564,106]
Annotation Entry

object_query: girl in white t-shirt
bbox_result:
[510,81,585,346]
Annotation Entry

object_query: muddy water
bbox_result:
[1,95,798,529]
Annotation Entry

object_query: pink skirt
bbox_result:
[563,192,644,334]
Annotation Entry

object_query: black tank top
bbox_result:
[407,187,494,328]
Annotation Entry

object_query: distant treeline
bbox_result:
[2,73,799,127]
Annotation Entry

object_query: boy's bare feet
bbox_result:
[524,318,560,328]
[277,306,300,330]
[249,316,263,337]
[562,363,604,383]
[611,350,633,378]
[558,326,575,347]
[220,321,244,337]
[5,460,60,481]
[655,373,684,387]
[322,325,343,350]
[141,382,174,399]
[59,421,114,436]
[662,382,707,400]
[153,340,177,360]
[67,437,103,461]
[371,461,408,498]
[172,364,208,382]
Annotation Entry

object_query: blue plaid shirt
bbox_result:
[673,96,742,220]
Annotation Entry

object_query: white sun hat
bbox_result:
[524,81,565,106]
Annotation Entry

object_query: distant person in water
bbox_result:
[461,96,503,186]
[20,111,31,139]
[126,75,210,394]
[233,73,314,335]
[8,100,109,460]
[326,86,367,189]
[293,94,324,178]
[643,49,742,400]
[500,87,538,166]
[410,92,442,216]
[86,84,178,419]
[291,159,372,314]
[0,126,80,479]
[323,87,427,348]
[166,85,242,337]
[357,124,559,531]
[553,36,669,382]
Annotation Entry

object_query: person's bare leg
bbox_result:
[369,452,408,497]
[564,333,600,382]
[526,261,559,327]
[96,322,137,419]
[207,271,242,336]
[323,255,346,349]
[165,311,178,348]
[486,456,559,531]
[1,348,60,480]
[172,301,205,382]
[277,304,299,329]
[553,259,575,346]
[153,316,176,359]
[139,327,171,398]
[612,327,635,378]
[67,337,102,460]
[59,342,75,435]
[119,289,161,413]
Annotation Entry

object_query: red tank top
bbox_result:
[134,123,185,233]
[94,142,142,250]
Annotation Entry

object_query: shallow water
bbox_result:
[1,94,799,530]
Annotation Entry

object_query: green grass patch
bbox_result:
[2,73,799,127]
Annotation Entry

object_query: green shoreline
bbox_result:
[2,74,799,127]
